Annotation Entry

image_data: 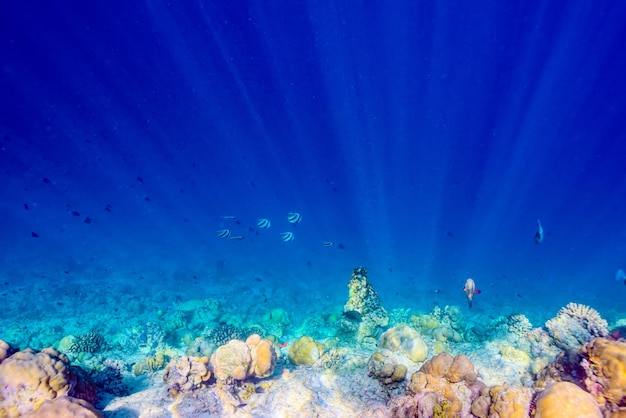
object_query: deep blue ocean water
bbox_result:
[1,1,626,341]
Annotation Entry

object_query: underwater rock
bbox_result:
[535,382,601,418]
[288,336,325,366]
[342,266,389,343]
[163,356,212,397]
[471,385,532,418]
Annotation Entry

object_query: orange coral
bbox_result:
[535,382,601,418]
[246,334,277,378]
[582,338,626,408]
[211,340,251,381]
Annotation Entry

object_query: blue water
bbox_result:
[1,1,626,343]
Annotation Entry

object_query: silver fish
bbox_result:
[228,235,244,240]
[222,215,237,220]
[257,218,271,229]
[287,212,302,224]
[217,229,231,238]
[322,241,334,247]
[280,232,294,242]
[535,220,544,244]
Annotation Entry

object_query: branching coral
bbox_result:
[545,303,608,350]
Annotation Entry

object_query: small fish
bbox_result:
[280,231,294,242]
[217,229,231,238]
[322,241,334,247]
[535,220,544,244]
[31,232,39,238]
[278,341,289,348]
[257,218,271,229]
[42,177,51,184]
[104,204,112,212]
[83,217,92,224]
[337,243,346,250]
[23,203,29,210]
[223,215,237,220]
[228,235,244,240]
[616,269,626,285]
[136,176,144,184]
[463,278,481,309]
[71,211,80,217]
[287,212,302,224]
[144,196,151,202]
[342,310,363,322]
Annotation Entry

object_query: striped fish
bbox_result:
[322,241,334,247]
[280,232,295,242]
[287,212,302,224]
[257,218,271,229]
[217,229,231,238]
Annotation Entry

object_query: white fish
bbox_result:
[228,235,244,241]
[222,215,237,220]
[287,212,302,224]
[535,220,544,244]
[322,241,334,247]
[280,232,294,242]
[257,218,271,229]
[217,229,231,238]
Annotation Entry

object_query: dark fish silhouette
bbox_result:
[337,243,346,250]
[136,176,144,184]
[144,196,151,202]
[342,310,363,322]
[31,232,39,238]
[23,203,29,210]
[42,177,51,184]
[71,211,80,217]
[83,217,92,224]
[104,204,112,212]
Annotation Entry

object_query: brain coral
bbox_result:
[379,325,429,363]
[22,396,102,418]
[288,336,325,366]
[163,356,212,397]
[211,339,251,381]
[535,382,602,418]
[545,303,608,350]
[0,348,97,417]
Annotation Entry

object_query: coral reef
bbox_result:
[341,266,389,344]
[379,325,429,363]
[211,334,277,381]
[21,396,102,418]
[288,336,325,366]
[208,323,244,348]
[66,332,107,354]
[581,337,626,410]
[0,339,15,362]
[507,314,533,336]
[545,302,608,350]
[367,350,407,385]
[246,334,277,378]
[402,352,483,416]
[471,385,532,418]
[163,356,212,397]
[535,382,602,418]
[0,347,97,417]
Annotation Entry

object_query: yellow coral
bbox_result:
[535,382,601,418]
[379,325,428,363]
[501,345,531,368]
[288,336,325,366]
[211,340,252,381]
[0,348,73,417]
